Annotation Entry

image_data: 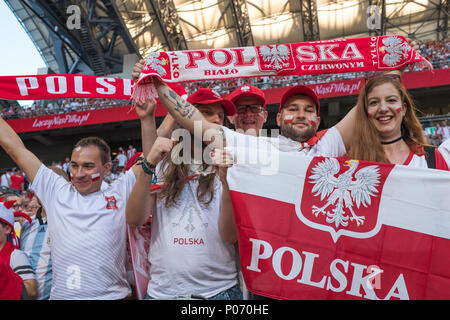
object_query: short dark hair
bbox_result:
[73,137,111,164]
[283,93,317,110]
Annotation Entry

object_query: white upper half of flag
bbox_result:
[227,147,450,240]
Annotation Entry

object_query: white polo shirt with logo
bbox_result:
[30,165,136,300]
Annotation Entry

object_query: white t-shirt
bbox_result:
[437,126,450,142]
[222,126,346,157]
[127,148,136,160]
[116,154,127,167]
[403,152,428,169]
[438,139,450,168]
[147,164,238,299]
[1,173,10,187]
[30,165,136,300]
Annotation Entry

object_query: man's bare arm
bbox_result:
[0,117,42,183]
[156,114,177,139]
[153,77,219,136]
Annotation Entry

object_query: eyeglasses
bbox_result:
[12,204,23,210]
[26,205,40,211]
[236,104,264,114]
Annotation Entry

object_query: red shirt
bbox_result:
[9,174,24,191]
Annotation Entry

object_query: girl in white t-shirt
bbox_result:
[347,74,449,170]
[126,89,242,300]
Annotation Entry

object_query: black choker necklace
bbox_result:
[381,137,403,145]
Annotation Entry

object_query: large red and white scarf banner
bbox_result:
[132,35,432,103]
[0,74,187,101]
[226,147,450,300]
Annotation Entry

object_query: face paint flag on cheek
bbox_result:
[395,106,402,114]
[91,173,101,181]
[284,115,294,124]
[309,119,317,126]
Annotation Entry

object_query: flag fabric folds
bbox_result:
[226,147,450,300]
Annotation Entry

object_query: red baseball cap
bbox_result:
[169,83,188,100]
[279,85,320,115]
[187,88,236,116]
[229,84,266,106]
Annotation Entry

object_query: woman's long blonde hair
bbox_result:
[347,75,425,163]
[159,136,216,208]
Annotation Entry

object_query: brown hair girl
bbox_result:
[347,74,425,163]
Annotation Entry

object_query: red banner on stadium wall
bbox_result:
[227,148,450,300]
[5,104,166,133]
[226,69,450,105]
[2,69,449,133]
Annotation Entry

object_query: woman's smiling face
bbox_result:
[367,82,406,141]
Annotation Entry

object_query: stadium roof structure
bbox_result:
[5,0,449,76]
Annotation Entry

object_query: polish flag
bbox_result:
[226,147,450,300]
[283,115,294,124]
[91,173,101,181]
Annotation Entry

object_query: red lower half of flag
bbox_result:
[229,190,450,300]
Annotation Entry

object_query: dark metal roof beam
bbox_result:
[145,0,188,51]
[299,0,320,41]
[437,0,449,39]
[90,0,139,54]
[229,0,255,47]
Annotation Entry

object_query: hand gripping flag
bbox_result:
[226,147,450,300]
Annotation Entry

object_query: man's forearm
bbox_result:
[156,114,177,139]
[140,116,157,157]
[218,182,238,245]
[126,167,153,226]
[155,82,201,133]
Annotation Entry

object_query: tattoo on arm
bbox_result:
[165,89,196,119]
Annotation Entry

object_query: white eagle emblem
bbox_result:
[381,36,410,66]
[259,44,291,70]
[144,53,167,76]
[308,159,381,228]
[241,85,250,92]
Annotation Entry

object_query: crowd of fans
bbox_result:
[0,39,448,121]
[1,37,449,300]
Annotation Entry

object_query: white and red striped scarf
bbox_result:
[132,35,431,103]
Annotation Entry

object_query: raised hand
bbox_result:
[211,148,234,184]
[135,98,157,120]
[131,59,146,83]
[147,137,176,167]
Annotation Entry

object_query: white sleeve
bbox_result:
[313,127,347,157]
[111,168,136,201]
[10,250,36,281]
[222,126,260,150]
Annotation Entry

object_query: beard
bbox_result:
[280,121,317,143]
